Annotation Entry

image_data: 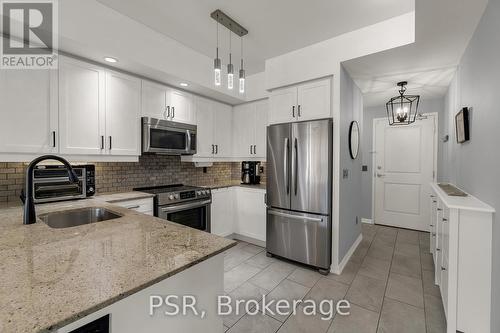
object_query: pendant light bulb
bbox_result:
[214,20,221,86]
[239,37,245,94]
[227,30,234,90]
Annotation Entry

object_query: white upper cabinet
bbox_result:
[192,97,232,158]
[268,78,331,124]
[59,58,105,155]
[296,79,331,122]
[0,68,57,154]
[269,86,297,125]
[168,89,195,124]
[141,80,196,125]
[105,71,141,156]
[214,103,233,157]
[141,80,168,120]
[232,100,268,159]
[194,97,215,157]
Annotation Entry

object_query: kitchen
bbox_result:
[1,0,499,333]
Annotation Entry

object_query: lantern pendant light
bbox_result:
[239,37,245,94]
[385,81,420,126]
[227,30,234,90]
[214,21,221,86]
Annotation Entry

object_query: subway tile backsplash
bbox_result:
[0,156,266,203]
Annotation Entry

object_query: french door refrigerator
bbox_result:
[266,119,333,273]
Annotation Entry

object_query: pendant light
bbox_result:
[239,37,245,94]
[385,81,420,126]
[214,20,222,86]
[227,29,234,90]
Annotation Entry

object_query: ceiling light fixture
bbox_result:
[210,10,248,92]
[385,81,420,126]
[180,82,188,87]
[227,29,234,90]
[104,57,118,63]
[239,37,245,94]
[214,19,222,86]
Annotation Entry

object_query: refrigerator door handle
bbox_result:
[268,210,323,223]
[294,138,298,196]
[284,138,289,194]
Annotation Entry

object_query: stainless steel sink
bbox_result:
[39,207,123,229]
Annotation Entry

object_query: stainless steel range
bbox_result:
[133,184,211,232]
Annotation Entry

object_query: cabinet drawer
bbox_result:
[114,197,153,215]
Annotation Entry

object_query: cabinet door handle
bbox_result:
[172,106,175,119]
[212,144,215,154]
[109,136,112,150]
[298,104,301,117]
[432,233,436,237]
[442,218,448,222]
[215,144,218,154]
[292,105,295,118]
[52,131,56,148]
[430,224,434,227]
[253,145,257,154]
[433,200,437,203]
[101,135,105,150]
[126,205,140,210]
[437,208,442,211]
[250,145,253,155]
[441,266,447,271]
[436,248,441,251]
[166,106,170,119]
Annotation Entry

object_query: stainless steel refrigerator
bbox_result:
[266,119,333,273]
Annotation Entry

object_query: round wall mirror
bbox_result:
[349,121,360,159]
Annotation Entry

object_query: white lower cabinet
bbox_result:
[429,183,494,333]
[211,188,234,237]
[211,187,266,244]
[112,197,154,216]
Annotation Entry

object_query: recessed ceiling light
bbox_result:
[104,57,118,63]
[180,82,188,87]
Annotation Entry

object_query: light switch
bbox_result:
[343,169,349,179]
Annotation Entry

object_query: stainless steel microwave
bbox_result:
[141,117,197,155]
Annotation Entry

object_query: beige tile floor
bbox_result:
[222,224,447,333]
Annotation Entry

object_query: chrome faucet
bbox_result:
[23,155,79,225]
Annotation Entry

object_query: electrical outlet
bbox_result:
[343,169,349,179]
[362,165,368,172]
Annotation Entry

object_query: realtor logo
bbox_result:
[1,0,58,68]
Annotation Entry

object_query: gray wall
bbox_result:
[338,65,364,261]
[361,98,446,220]
[442,2,500,330]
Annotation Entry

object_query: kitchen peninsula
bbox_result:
[0,198,235,333]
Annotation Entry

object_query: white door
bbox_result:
[296,78,331,121]
[105,72,141,156]
[254,100,268,158]
[269,86,297,124]
[0,68,57,154]
[194,97,215,157]
[232,103,255,158]
[59,58,105,155]
[214,103,233,157]
[141,80,167,119]
[374,115,436,231]
[169,89,195,124]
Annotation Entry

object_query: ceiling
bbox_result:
[343,0,489,107]
[96,0,414,75]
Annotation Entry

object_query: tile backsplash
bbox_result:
[0,156,266,203]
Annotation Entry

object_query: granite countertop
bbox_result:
[0,199,235,333]
[206,181,266,191]
[95,191,155,203]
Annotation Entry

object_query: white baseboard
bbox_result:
[332,233,363,275]
[361,218,374,224]
[229,233,266,248]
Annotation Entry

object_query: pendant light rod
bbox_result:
[210,9,248,37]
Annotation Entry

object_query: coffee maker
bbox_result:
[241,161,261,185]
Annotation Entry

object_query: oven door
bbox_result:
[158,199,211,232]
[142,119,196,155]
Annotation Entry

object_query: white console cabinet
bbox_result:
[429,183,494,333]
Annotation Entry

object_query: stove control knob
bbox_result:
[174,194,180,199]
[168,195,175,200]
[196,191,202,196]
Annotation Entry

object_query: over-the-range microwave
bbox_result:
[141,117,197,155]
